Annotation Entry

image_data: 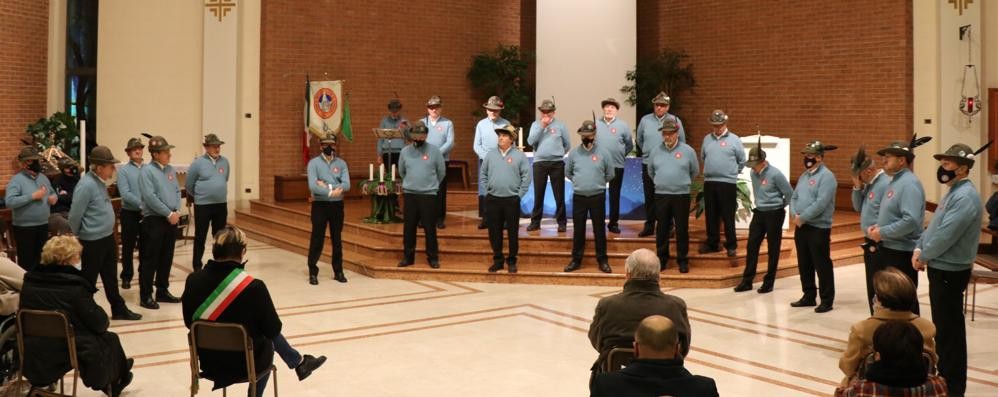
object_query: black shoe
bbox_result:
[598,262,612,273]
[733,283,752,292]
[139,296,159,310]
[526,223,540,231]
[698,244,720,254]
[110,359,134,397]
[193,263,203,272]
[508,263,517,273]
[726,248,737,257]
[678,263,689,273]
[757,284,774,294]
[437,221,446,229]
[814,303,833,313]
[156,290,181,303]
[121,279,131,290]
[563,261,581,272]
[478,221,488,230]
[111,307,143,321]
[295,354,327,381]
[429,260,440,269]
[308,275,318,285]
[790,298,817,307]
[637,228,654,237]
[607,224,621,234]
[557,224,567,233]
[397,260,414,268]
[488,262,504,273]
[334,272,348,283]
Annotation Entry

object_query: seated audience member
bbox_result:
[588,248,690,372]
[19,235,133,395]
[590,315,718,397]
[839,268,936,385]
[0,254,25,315]
[182,225,326,396]
[836,321,947,396]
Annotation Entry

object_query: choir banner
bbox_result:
[307,79,344,138]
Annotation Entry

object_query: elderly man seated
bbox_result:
[588,248,691,372]
[590,315,718,396]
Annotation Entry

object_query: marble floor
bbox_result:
[78,239,998,396]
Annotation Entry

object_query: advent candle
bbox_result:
[379,164,385,182]
[391,164,396,181]
[369,163,374,180]
[79,119,87,169]
[517,127,523,148]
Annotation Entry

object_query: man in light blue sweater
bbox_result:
[699,110,746,257]
[5,146,57,271]
[482,124,531,273]
[913,143,985,396]
[422,95,454,229]
[526,98,570,232]
[789,141,838,313]
[377,98,409,170]
[869,138,928,315]
[473,96,509,229]
[635,92,686,237]
[70,146,141,320]
[185,133,230,271]
[596,97,633,234]
[397,121,446,269]
[305,134,351,285]
[138,136,183,310]
[116,137,145,289]
[849,146,889,315]
[564,120,613,273]
[648,119,699,273]
[734,137,793,293]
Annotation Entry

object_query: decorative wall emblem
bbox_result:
[206,0,236,22]
[949,0,973,16]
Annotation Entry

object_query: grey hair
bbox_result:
[625,248,661,280]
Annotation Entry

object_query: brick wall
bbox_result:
[260,0,523,202]
[0,0,49,185]
[637,0,913,181]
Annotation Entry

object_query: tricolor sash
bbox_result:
[192,268,254,321]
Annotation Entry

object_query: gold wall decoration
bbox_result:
[949,0,973,16]
[205,0,236,22]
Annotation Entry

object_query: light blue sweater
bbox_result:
[790,164,837,229]
[140,161,181,218]
[481,146,531,198]
[69,172,115,241]
[648,142,699,195]
[636,113,685,164]
[527,118,571,162]
[595,117,633,169]
[473,117,509,160]
[876,168,925,251]
[851,171,888,234]
[378,115,409,155]
[306,155,351,202]
[185,154,230,205]
[5,170,56,227]
[565,145,613,196]
[700,130,746,184]
[422,115,455,160]
[751,164,793,211]
[917,179,982,271]
[116,161,144,212]
[398,144,446,194]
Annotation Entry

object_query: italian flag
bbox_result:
[192,268,254,321]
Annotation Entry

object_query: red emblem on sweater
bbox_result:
[675,152,682,159]
[218,167,225,174]
[591,155,598,162]
[332,167,340,173]
[869,191,875,200]
[887,190,894,199]
[720,141,727,147]
[436,126,442,131]
[168,173,174,181]
[422,155,429,161]
[611,128,617,134]
[809,179,816,186]
[762,179,768,185]
[506,157,512,164]
[549,128,556,134]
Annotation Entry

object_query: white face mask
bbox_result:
[71,262,82,271]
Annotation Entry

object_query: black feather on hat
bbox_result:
[851,145,871,175]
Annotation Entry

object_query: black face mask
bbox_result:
[804,157,817,169]
[414,140,425,148]
[27,161,41,173]
[936,166,958,184]
[581,137,595,147]
[322,146,335,156]
[66,168,79,177]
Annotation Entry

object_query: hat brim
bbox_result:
[709,120,726,126]
[577,130,596,135]
[126,144,145,150]
[204,141,225,146]
[652,100,670,106]
[745,159,762,168]
[537,107,556,112]
[932,154,973,165]
[151,144,176,151]
[89,157,120,165]
[876,147,911,158]
[659,128,679,133]
[483,104,504,110]
[801,149,822,155]
[601,100,620,108]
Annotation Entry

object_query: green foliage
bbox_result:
[25,111,81,162]
[689,179,753,222]
[467,44,533,125]
[621,48,696,116]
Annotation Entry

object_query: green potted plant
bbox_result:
[689,178,753,222]
[24,111,81,175]
[466,44,533,126]
[620,48,696,117]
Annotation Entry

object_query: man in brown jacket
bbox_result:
[588,248,691,372]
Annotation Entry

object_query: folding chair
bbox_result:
[189,321,277,397]
[15,309,96,396]
[603,347,636,373]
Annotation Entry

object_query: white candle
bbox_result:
[391,164,396,181]
[518,127,523,148]
[379,163,385,182]
[369,163,374,180]
[79,119,87,169]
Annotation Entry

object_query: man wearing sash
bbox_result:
[182,225,326,396]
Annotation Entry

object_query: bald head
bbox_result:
[625,248,660,280]
[634,315,679,359]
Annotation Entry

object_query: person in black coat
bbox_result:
[590,315,718,397]
[18,235,133,395]
[181,225,326,397]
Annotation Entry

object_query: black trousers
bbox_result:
[606,167,625,225]
[655,194,691,268]
[81,235,126,312]
[478,159,486,219]
[741,208,785,286]
[307,200,344,277]
[641,164,656,231]
[486,195,520,264]
[381,152,400,171]
[403,193,439,262]
[861,237,878,315]
[872,245,920,315]
[139,215,177,297]
[437,169,448,222]
[928,267,971,397]
[703,181,738,250]
[571,193,607,263]
[192,202,228,271]
[793,224,834,304]
[530,161,566,226]
[12,224,48,271]
[119,209,142,282]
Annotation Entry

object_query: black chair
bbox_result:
[188,321,277,397]
[603,347,635,372]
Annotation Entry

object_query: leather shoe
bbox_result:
[437,221,446,229]
[726,248,737,257]
[121,279,131,290]
[598,262,612,273]
[308,275,318,285]
[733,283,752,292]
[110,359,134,397]
[607,224,621,234]
[429,261,440,269]
[526,223,540,231]
[295,354,327,381]
[563,261,581,272]
[814,303,833,313]
[757,284,774,294]
[488,263,504,273]
[156,290,181,303]
[508,263,517,273]
[477,221,488,229]
[397,260,414,268]
[111,307,143,321]
[637,228,654,237]
[790,298,817,307]
[333,272,348,283]
[557,224,567,233]
[678,263,689,273]
[139,296,159,310]
[698,244,719,254]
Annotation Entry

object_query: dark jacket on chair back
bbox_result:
[590,358,719,397]
[182,260,282,390]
